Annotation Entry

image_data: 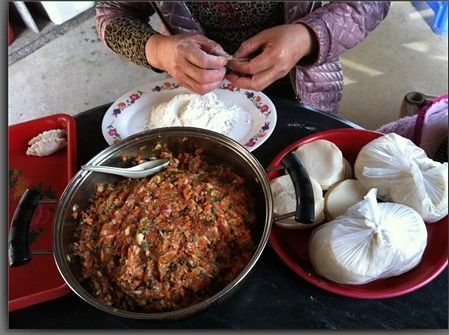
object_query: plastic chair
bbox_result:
[413,1,448,35]
[427,1,448,35]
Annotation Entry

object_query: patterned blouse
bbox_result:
[102,1,284,70]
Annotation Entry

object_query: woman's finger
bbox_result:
[234,36,264,59]
[181,57,226,84]
[199,38,231,58]
[180,39,227,69]
[227,52,272,76]
[226,66,278,92]
[177,72,222,95]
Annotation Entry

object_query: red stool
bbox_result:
[8,24,15,45]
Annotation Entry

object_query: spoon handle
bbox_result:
[81,165,134,177]
[81,164,166,178]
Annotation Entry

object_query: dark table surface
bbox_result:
[9,97,448,329]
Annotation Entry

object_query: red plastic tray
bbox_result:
[8,114,77,311]
[268,129,448,299]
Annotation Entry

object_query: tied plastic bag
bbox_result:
[354,133,448,223]
[309,189,427,285]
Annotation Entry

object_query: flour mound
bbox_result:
[147,92,243,135]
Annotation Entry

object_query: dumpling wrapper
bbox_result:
[270,174,324,229]
[293,139,345,190]
[324,179,367,220]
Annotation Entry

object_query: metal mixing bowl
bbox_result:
[52,127,273,320]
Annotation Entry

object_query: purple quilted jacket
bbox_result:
[97,1,390,114]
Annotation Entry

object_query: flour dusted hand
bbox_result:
[145,34,228,95]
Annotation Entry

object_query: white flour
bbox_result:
[147,92,246,135]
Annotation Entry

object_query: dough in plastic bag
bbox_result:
[309,189,427,285]
[354,133,448,223]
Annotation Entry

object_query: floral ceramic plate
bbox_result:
[101,79,277,151]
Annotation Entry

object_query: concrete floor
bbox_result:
[8,2,448,130]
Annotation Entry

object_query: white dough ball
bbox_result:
[293,140,345,190]
[270,174,324,229]
[324,179,367,220]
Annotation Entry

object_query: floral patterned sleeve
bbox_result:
[104,16,158,69]
[96,1,162,71]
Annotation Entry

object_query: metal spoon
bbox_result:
[81,159,170,179]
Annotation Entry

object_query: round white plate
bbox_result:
[101,79,277,151]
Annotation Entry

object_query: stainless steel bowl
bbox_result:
[52,127,273,320]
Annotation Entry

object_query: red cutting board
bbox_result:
[8,114,77,311]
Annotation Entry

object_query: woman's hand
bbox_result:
[146,34,229,94]
[225,24,317,91]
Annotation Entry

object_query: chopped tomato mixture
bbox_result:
[74,150,256,312]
